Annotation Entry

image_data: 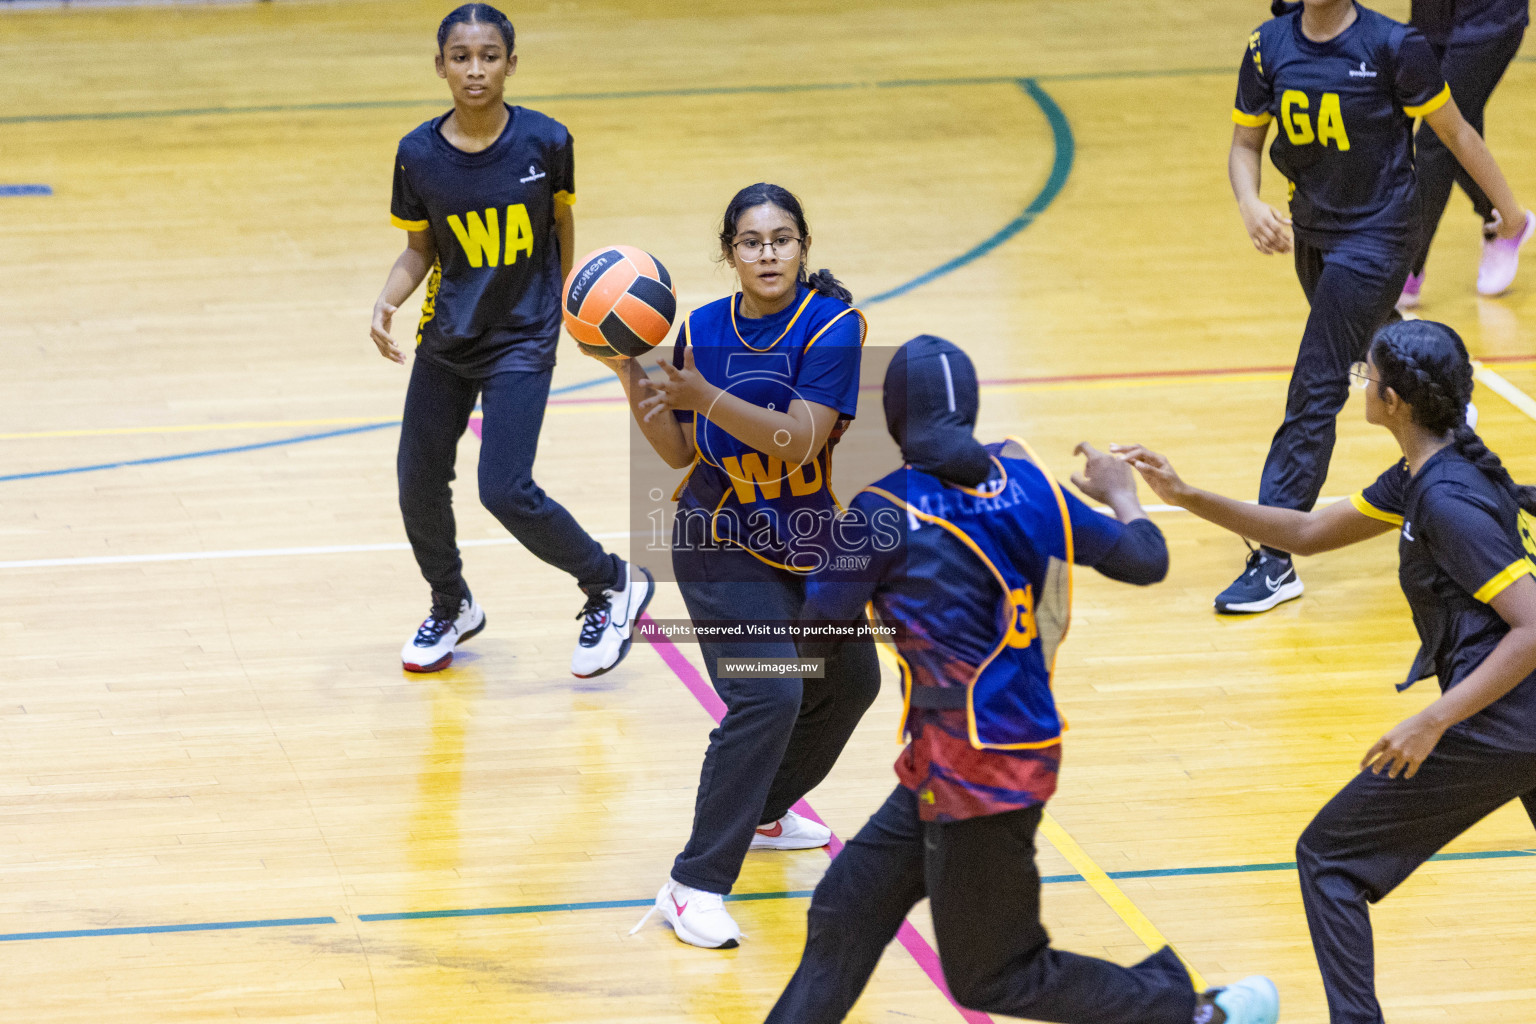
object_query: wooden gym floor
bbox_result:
[2,1,1534,1021]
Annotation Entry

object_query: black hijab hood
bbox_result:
[882,334,992,486]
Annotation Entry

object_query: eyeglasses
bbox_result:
[1348,362,1380,389]
[732,235,802,263]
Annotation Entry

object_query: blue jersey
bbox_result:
[672,286,864,572]
[390,105,575,376]
[1233,4,1449,243]
[1354,448,1536,752]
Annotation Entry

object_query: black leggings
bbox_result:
[1257,238,1408,555]
[670,541,880,894]
[766,786,1198,1024]
[1411,29,1525,276]
[1297,730,1536,1024]
[397,355,618,610]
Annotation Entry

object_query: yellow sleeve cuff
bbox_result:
[1231,108,1273,128]
[554,190,576,207]
[1473,558,1533,604]
[1350,492,1404,526]
[391,214,430,231]
[1404,82,1452,118]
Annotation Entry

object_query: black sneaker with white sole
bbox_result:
[401,597,485,672]
[1214,549,1304,614]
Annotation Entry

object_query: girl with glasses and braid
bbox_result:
[1118,318,1536,1024]
[601,183,881,949]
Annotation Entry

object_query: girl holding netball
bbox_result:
[1121,319,1536,1024]
[371,3,651,676]
[762,334,1279,1024]
[604,183,880,948]
[1218,0,1530,614]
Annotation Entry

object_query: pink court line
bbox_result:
[641,612,993,1024]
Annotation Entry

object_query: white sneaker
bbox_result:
[570,562,654,678]
[1477,209,1535,297]
[629,880,741,949]
[750,809,831,850]
[401,598,484,673]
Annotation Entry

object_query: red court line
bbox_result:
[643,613,993,1024]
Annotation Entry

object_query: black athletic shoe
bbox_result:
[1214,549,1304,614]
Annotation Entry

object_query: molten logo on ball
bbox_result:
[563,246,677,359]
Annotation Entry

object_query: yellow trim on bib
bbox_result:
[554,190,576,206]
[391,214,430,231]
[1231,109,1273,128]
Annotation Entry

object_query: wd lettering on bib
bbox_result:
[445,204,536,268]
[719,454,825,504]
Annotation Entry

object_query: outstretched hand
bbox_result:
[1110,444,1192,506]
[637,346,716,423]
[1071,442,1137,506]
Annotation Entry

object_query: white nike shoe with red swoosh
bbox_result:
[750,809,831,850]
[630,880,740,948]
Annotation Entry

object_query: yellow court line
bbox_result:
[985,372,1290,396]
[1036,812,1207,989]
[869,645,1205,987]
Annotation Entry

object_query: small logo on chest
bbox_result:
[1402,521,1416,542]
[1348,61,1378,78]
[519,163,546,183]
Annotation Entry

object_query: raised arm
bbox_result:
[1115,444,1395,555]
[371,229,437,364]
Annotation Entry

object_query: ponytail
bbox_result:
[1372,319,1536,516]
[806,268,852,303]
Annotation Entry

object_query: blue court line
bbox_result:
[5,851,1533,942]
[0,375,620,482]
[357,889,818,922]
[0,184,52,196]
[0,421,400,483]
[0,915,335,943]
[6,80,1071,483]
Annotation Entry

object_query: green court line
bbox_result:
[9,849,1529,943]
[0,67,1246,126]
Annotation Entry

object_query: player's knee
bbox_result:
[479,474,544,523]
[943,963,1011,1012]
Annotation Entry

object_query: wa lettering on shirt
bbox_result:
[444,203,536,268]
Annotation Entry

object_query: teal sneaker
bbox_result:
[1211,976,1280,1024]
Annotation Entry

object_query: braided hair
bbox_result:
[1370,319,1536,516]
[437,3,515,53]
[718,183,853,303]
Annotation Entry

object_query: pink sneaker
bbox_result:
[1397,270,1423,309]
[1477,209,1536,297]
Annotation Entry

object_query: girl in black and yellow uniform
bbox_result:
[1120,319,1536,1024]
[1219,0,1530,614]
[371,4,651,677]
[606,184,880,949]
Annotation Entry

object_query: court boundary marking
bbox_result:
[6,354,1534,486]
[5,847,1532,944]
[4,57,1532,126]
[1,78,1072,485]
